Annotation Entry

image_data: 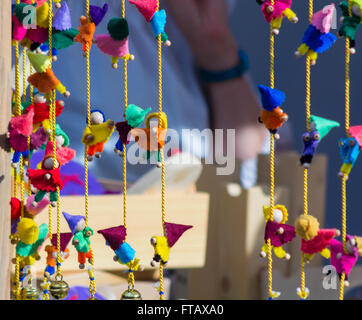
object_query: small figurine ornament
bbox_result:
[62,212,93,269]
[131,112,168,167]
[82,109,115,161]
[75,4,108,54]
[95,17,134,69]
[260,205,296,260]
[98,226,142,272]
[338,125,362,178]
[40,1,79,61]
[25,94,64,134]
[27,51,70,98]
[150,222,193,267]
[300,115,340,168]
[16,218,49,268]
[256,0,298,35]
[330,235,362,287]
[295,4,337,65]
[129,0,171,46]
[257,85,288,140]
[28,152,63,207]
[44,232,72,278]
[338,0,362,54]
[8,108,48,168]
[44,134,76,166]
[295,214,340,262]
[114,104,151,156]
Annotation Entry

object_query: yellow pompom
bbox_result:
[17,218,39,245]
[152,236,170,263]
[36,2,49,29]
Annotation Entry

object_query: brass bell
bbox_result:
[49,279,69,300]
[21,286,40,300]
[121,288,142,300]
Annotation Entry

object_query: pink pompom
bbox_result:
[12,16,27,41]
[262,0,291,23]
[21,0,47,7]
[26,195,50,216]
[95,34,129,58]
[10,109,34,136]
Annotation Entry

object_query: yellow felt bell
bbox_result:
[49,279,69,300]
[121,287,142,300]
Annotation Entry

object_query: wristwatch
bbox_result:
[196,49,250,83]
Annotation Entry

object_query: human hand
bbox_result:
[166,0,239,71]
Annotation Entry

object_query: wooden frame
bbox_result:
[0,0,12,301]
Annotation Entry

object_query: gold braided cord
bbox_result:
[156,0,166,300]
[84,0,96,292]
[13,0,21,300]
[22,47,27,102]
[298,0,314,300]
[339,1,352,301]
[122,0,128,237]
[30,64,34,104]
[265,0,275,296]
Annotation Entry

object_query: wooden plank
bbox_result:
[35,192,209,272]
[0,0,12,300]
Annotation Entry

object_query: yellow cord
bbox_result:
[339,2,352,301]
[299,0,313,300]
[122,0,128,238]
[156,0,166,300]
[13,0,22,299]
[266,1,275,299]
[84,0,96,293]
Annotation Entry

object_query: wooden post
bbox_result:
[0,0,12,300]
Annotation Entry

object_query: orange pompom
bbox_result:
[27,69,60,94]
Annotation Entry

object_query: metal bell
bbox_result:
[21,286,40,300]
[49,279,69,300]
[121,288,142,300]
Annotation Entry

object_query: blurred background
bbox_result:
[234,1,362,236]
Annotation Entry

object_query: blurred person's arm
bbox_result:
[166,0,266,160]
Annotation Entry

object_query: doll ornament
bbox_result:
[25,94,64,134]
[150,222,193,267]
[95,16,135,69]
[62,212,93,269]
[330,235,362,287]
[295,214,340,262]
[338,126,362,178]
[256,0,298,35]
[114,104,151,156]
[98,226,142,271]
[338,0,362,54]
[27,51,70,98]
[82,109,115,161]
[75,4,108,54]
[8,108,48,168]
[129,0,171,46]
[257,85,288,140]
[131,112,168,167]
[44,232,72,278]
[295,4,337,65]
[299,115,340,168]
[28,151,63,207]
[260,205,296,260]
